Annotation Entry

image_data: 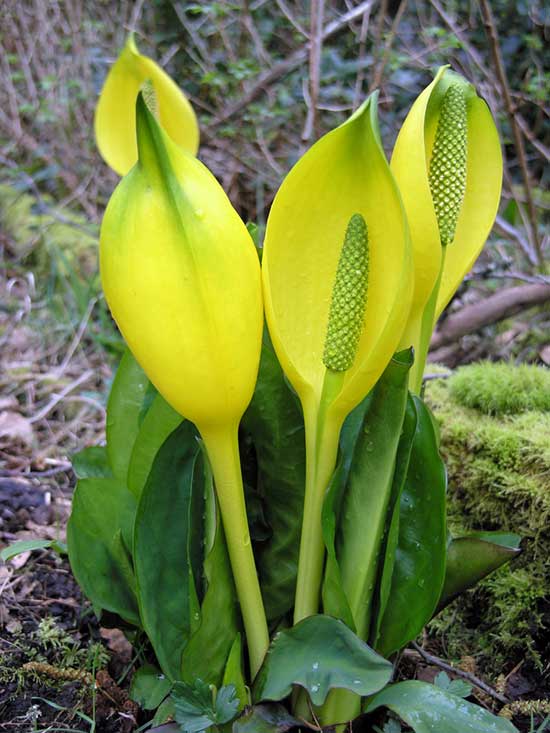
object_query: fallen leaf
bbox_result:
[100,627,133,663]
[539,344,550,366]
[8,550,32,569]
[0,396,18,411]
[0,411,33,446]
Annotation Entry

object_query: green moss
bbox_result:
[0,182,99,280]
[426,363,550,673]
[449,361,550,415]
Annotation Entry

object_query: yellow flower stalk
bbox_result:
[95,34,199,175]
[392,67,503,392]
[100,94,268,677]
[262,94,413,624]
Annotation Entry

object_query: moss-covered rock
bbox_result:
[0,182,99,280]
[426,362,550,674]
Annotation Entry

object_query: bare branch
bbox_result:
[431,283,550,350]
[407,643,509,705]
[207,0,374,129]
[479,0,544,268]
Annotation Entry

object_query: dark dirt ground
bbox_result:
[0,474,144,732]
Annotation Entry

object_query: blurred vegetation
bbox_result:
[0,2,548,369]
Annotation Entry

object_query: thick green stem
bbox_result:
[293,372,345,624]
[322,689,360,732]
[409,247,447,394]
[201,424,269,679]
[319,353,412,728]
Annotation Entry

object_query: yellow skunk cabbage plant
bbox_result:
[393,66,503,392]
[262,93,413,623]
[100,95,268,679]
[95,34,199,175]
[63,59,520,733]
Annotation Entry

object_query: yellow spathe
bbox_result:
[95,35,199,176]
[262,94,413,425]
[393,67,502,354]
[100,96,262,432]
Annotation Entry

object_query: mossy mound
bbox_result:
[449,361,550,415]
[426,363,550,675]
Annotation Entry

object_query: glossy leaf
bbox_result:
[241,332,306,619]
[181,471,239,687]
[253,615,392,707]
[95,34,199,175]
[127,392,183,498]
[437,532,521,613]
[130,664,172,710]
[172,679,239,732]
[72,446,112,479]
[106,348,149,482]
[133,421,204,680]
[150,698,176,728]
[233,704,300,732]
[1,538,66,562]
[67,477,139,626]
[376,397,447,657]
[336,349,414,640]
[371,395,418,644]
[365,681,518,733]
[321,460,355,630]
[321,396,372,628]
[222,634,248,712]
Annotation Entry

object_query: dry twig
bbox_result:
[408,642,509,705]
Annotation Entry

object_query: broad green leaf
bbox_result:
[150,697,176,728]
[321,391,373,627]
[130,664,172,710]
[371,395,418,644]
[436,532,521,613]
[106,348,150,481]
[253,615,392,707]
[72,446,112,478]
[67,478,139,626]
[1,538,66,562]
[241,333,306,620]
[222,634,248,712]
[127,393,183,498]
[336,349,414,640]
[134,421,203,680]
[321,460,355,630]
[233,703,300,732]
[172,679,240,732]
[365,680,518,732]
[376,397,447,657]
[181,472,239,687]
